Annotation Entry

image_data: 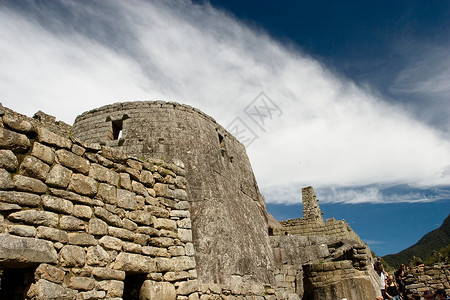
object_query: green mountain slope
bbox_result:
[383,213,450,268]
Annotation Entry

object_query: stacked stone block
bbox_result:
[404,265,450,296]
[0,107,197,299]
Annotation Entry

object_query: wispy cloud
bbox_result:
[0,0,449,205]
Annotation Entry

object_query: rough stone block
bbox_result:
[8,224,36,237]
[78,290,106,300]
[153,183,174,199]
[177,280,200,295]
[27,279,76,300]
[68,173,98,197]
[94,207,122,227]
[68,232,97,246]
[0,234,57,267]
[153,218,176,230]
[37,226,69,243]
[142,246,168,257]
[2,114,34,133]
[60,215,85,231]
[89,163,119,186]
[97,183,117,205]
[8,210,58,227]
[92,267,125,280]
[46,164,72,188]
[177,218,191,229]
[178,228,193,242]
[13,174,48,194]
[140,281,176,300]
[112,252,157,273]
[149,237,174,248]
[172,256,196,271]
[86,245,110,267]
[35,263,66,283]
[132,180,149,196]
[0,168,13,189]
[146,205,170,218]
[119,172,132,191]
[0,127,30,152]
[73,205,93,219]
[42,194,74,214]
[0,149,18,172]
[140,170,154,187]
[108,227,134,241]
[59,245,86,267]
[31,142,55,164]
[88,218,108,235]
[117,189,137,210]
[36,126,72,149]
[19,155,50,181]
[68,276,95,291]
[126,210,152,225]
[106,280,124,298]
[99,236,123,251]
[123,241,142,253]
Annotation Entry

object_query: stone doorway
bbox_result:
[0,268,35,300]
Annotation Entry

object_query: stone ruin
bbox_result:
[0,101,380,299]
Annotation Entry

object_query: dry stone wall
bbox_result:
[0,104,281,299]
[403,265,450,296]
[72,101,274,287]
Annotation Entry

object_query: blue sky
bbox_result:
[0,0,449,256]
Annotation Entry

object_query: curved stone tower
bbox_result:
[72,101,274,285]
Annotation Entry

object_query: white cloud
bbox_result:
[0,0,449,204]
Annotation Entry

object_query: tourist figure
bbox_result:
[436,289,450,300]
[377,264,387,299]
[384,275,401,300]
[394,264,406,298]
[374,256,382,272]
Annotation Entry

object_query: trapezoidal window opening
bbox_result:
[218,133,224,148]
[111,119,123,140]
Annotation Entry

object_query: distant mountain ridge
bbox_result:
[383,213,450,268]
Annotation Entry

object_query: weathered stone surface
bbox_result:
[8,224,36,237]
[122,218,138,231]
[117,189,136,210]
[35,263,66,283]
[0,149,18,172]
[153,183,174,199]
[0,190,41,207]
[97,182,117,204]
[163,271,190,282]
[42,194,74,214]
[49,188,93,205]
[0,127,30,152]
[154,218,177,230]
[19,155,50,181]
[37,226,69,243]
[177,218,192,229]
[140,281,176,300]
[68,173,98,196]
[2,114,34,133]
[0,168,13,189]
[8,210,58,227]
[68,276,96,290]
[73,204,93,219]
[13,174,48,194]
[31,142,55,164]
[112,252,157,273]
[147,205,170,218]
[140,170,154,187]
[46,164,72,188]
[149,237,174,248]
[27,279,77,300]
[127,210,153,225]
[169,246,185,257]
[56,148,91,174]
[89,163,119,186]
[86,245,110,266]
[0,234,57,267]
[119,172,132,190]
[78,290,106,300]
[108,226,134,241]
[99,236,122,251]
[94,207,122,227]
[172,256,196,271]
[92,267,125,280]
[142,246,168,257]
[178,228,193,242]
[36,126,72,149]
[132,180,149,196]
[68,232,97,246]
[88,218,108,235]
[177,280,200,295]
[60,215,85,231]
[59,245,86,267]
[106,280,124,298]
